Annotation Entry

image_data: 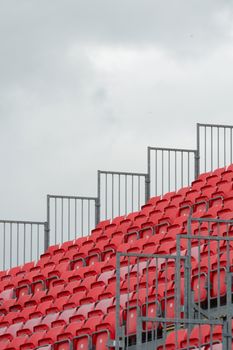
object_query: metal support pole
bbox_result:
[115,252,121,350]
[196,123,200,177]
[44,221,49,252]
[45,194,50,252]
[146,147,151,201]
[96,170,101,224]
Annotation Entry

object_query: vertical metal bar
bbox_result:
[196,123,200,177]
[23,223,26,264]
[112,174,114,218]
[44,221,49,253]
[3,223,5,270]
[105,174,108,220]
[81,199,84,236]
[125,175,127,215]
[186,217,192,319]
[115,252,121,350]
[30,224,33,262]
[17,223,19,266]
[211,126,213,171]
[231,129,233,164]
[74,198,77,237]
[87,200,90,235]
[10,223,12,268]
[162,150,164,194]
[138,176,140,210]
[168,150,171,191]
[224,127,226,166]
[96,170,101,224]
[46,195,50,251]
[55,197,57,242]
[37,224,39,260]
[118,174,121,216]
[61,198,64,244]
[181,151,184,187]
[188,152,190,185]
[217,126,220,168]
[226,236,232,349]
[132,175,134,212]
[175,151,177,191]
[68,198,71,240]
[176,236,181,319]
[205,125,207,172]
[146,146,151,200]
[155,150,158,196]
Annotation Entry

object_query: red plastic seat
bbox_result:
[38,326,65,346]
[34,313,59,332]
[0,322,23,342]
[3,335,28,350]
[157,329,187,349]
[17,317,42,336]
[95,311,121,350]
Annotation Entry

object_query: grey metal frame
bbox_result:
[176,217,233,350]
[197,123,233,174]
[115,252,187,350]
[0,220,48,270]
[147,146,198,197]
[139,317,226,350]
[97,170,149,221]
[46,194,98,247]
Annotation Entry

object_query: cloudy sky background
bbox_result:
[1,0,233,221]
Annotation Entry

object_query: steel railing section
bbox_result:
[147,146,198,197]
[138,317,226,350]
[97,170,149,221]
[197,123,233,174]
[47,194,98,247]
[176,217,233,339]
[0,220,47,271]
[115,252,187,350]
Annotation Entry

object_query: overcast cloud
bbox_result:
[1,0,233,221]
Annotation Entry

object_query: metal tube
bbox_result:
[147,146,151,200]
[115,253,121,350]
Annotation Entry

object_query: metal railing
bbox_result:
[147,146,198,197]
[47,194,98,246]
[115,252,186,350]
[139,317,226,350]
[0,220,47,271]
[197,123,233,174]
[2,122,233,270]
[97,170,149,221]
[177,217,233,328]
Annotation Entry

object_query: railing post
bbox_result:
[96,170,101,224]
[45,194,50,252]
[146,147,151,202]
[196,123,200,178]
[44,221,49,252]
[115,252,121,350]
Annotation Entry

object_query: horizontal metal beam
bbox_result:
[191,217,233,224]
[47,194,97,201]
[98,170,147,177]
[117,251,186,260]
[0,220,46,225]
[148,146,197,153]
[141,316,223,325]
[180,234,233,241]
[197,122,233,129]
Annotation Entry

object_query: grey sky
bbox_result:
[1,0,233,221]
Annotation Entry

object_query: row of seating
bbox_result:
[1,165,233,349]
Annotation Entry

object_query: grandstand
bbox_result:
[0,122,233,349]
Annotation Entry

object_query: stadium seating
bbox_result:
[0,164,233,349]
